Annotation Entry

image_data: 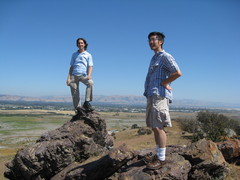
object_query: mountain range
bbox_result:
[0,94,239,109]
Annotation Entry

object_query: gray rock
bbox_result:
[224,128,237,138]
[117,152,191,180]
[4,107,114,180]
[181,139,229,180]
[52,144,137,180]
[217,139,240,165]
[51,140,230,180]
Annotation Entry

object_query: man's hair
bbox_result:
[76,38,88,50]
[148,32,165,43]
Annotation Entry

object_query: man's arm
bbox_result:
[161,70,182,90]
[66,66,73,86]
[87,66,93,80]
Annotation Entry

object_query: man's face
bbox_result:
[77,39,86,51]
[148,35,163,51]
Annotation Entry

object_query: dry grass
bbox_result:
[113,121,192,150]
[0,109,74,115]
[226,164,240,180]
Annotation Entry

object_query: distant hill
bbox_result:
[0,94,239,108]
[0,95,72,103]
[0,95,145,104]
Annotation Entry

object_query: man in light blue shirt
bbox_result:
[70,52,93,75]
[144,32,182,170]
[66,38,94,112]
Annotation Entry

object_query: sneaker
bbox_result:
[143,152,158,163]
[146,159,166,170]
[83,101,94,112]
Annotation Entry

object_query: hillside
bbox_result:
[1,94,240,108]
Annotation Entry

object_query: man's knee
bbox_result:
[152,127,164,130]
[88,80,94,86]
[152,127,165,134]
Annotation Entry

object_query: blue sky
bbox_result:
[0,0,240,104]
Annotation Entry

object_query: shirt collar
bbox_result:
[78,50,87,54]
[155,50,165,56]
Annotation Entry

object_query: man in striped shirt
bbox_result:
[144,32,182,170]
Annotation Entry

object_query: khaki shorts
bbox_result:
[146,96,172,128]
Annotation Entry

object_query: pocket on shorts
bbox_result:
[154,97,171,127]
[159,109,170,123]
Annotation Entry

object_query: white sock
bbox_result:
[157,147,166,161]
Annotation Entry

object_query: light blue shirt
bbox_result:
[70,51,93,76]
[144,51,180,100]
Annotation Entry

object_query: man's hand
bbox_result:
[161,70,182,90]
[66,79,71,86]
[87,75,92,80]
[161,81,172,90]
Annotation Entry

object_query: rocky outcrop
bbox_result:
[180,139,229,180]
[116,147,191,180]
[4,107,114,180]
[115,140,229,180]
[51,144,137,180]
[4,107,238,180]
[51,139,230,180]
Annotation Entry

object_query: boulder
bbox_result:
[224,128,237,138]
[52,144,137,180]
[116,149,191,180]
[180,139,229,180]
[4,107,114,180]
[217,139,240,165]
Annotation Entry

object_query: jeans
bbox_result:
[69,75,93,110]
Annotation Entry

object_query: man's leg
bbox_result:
[145,96,170,169]
[69,75,80,110]
[153,127,166,148]
[153,127,166,161]
[84,79,93,102]
[152,96,170,161]
[145,127,167,169]
[80,77,94,111]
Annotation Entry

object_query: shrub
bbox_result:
[179,118,199,133]
[192,111,239,142]
[137,127,152,135]
[180,111,240,142]
[131,124,140,129]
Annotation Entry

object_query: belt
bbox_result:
[75,74,86,77]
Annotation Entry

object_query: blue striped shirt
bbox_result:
[144,51,180,100]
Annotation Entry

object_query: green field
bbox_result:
[0,114,69,150]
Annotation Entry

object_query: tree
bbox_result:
[192,111,238,142]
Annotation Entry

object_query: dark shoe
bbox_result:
[71,113,80,122]
[146,159,166,170]
[71,107,86,122]
[83,101,94,112]
[143,152,158,164]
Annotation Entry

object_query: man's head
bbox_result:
[76,38,88,51]
[148,32,165,51]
